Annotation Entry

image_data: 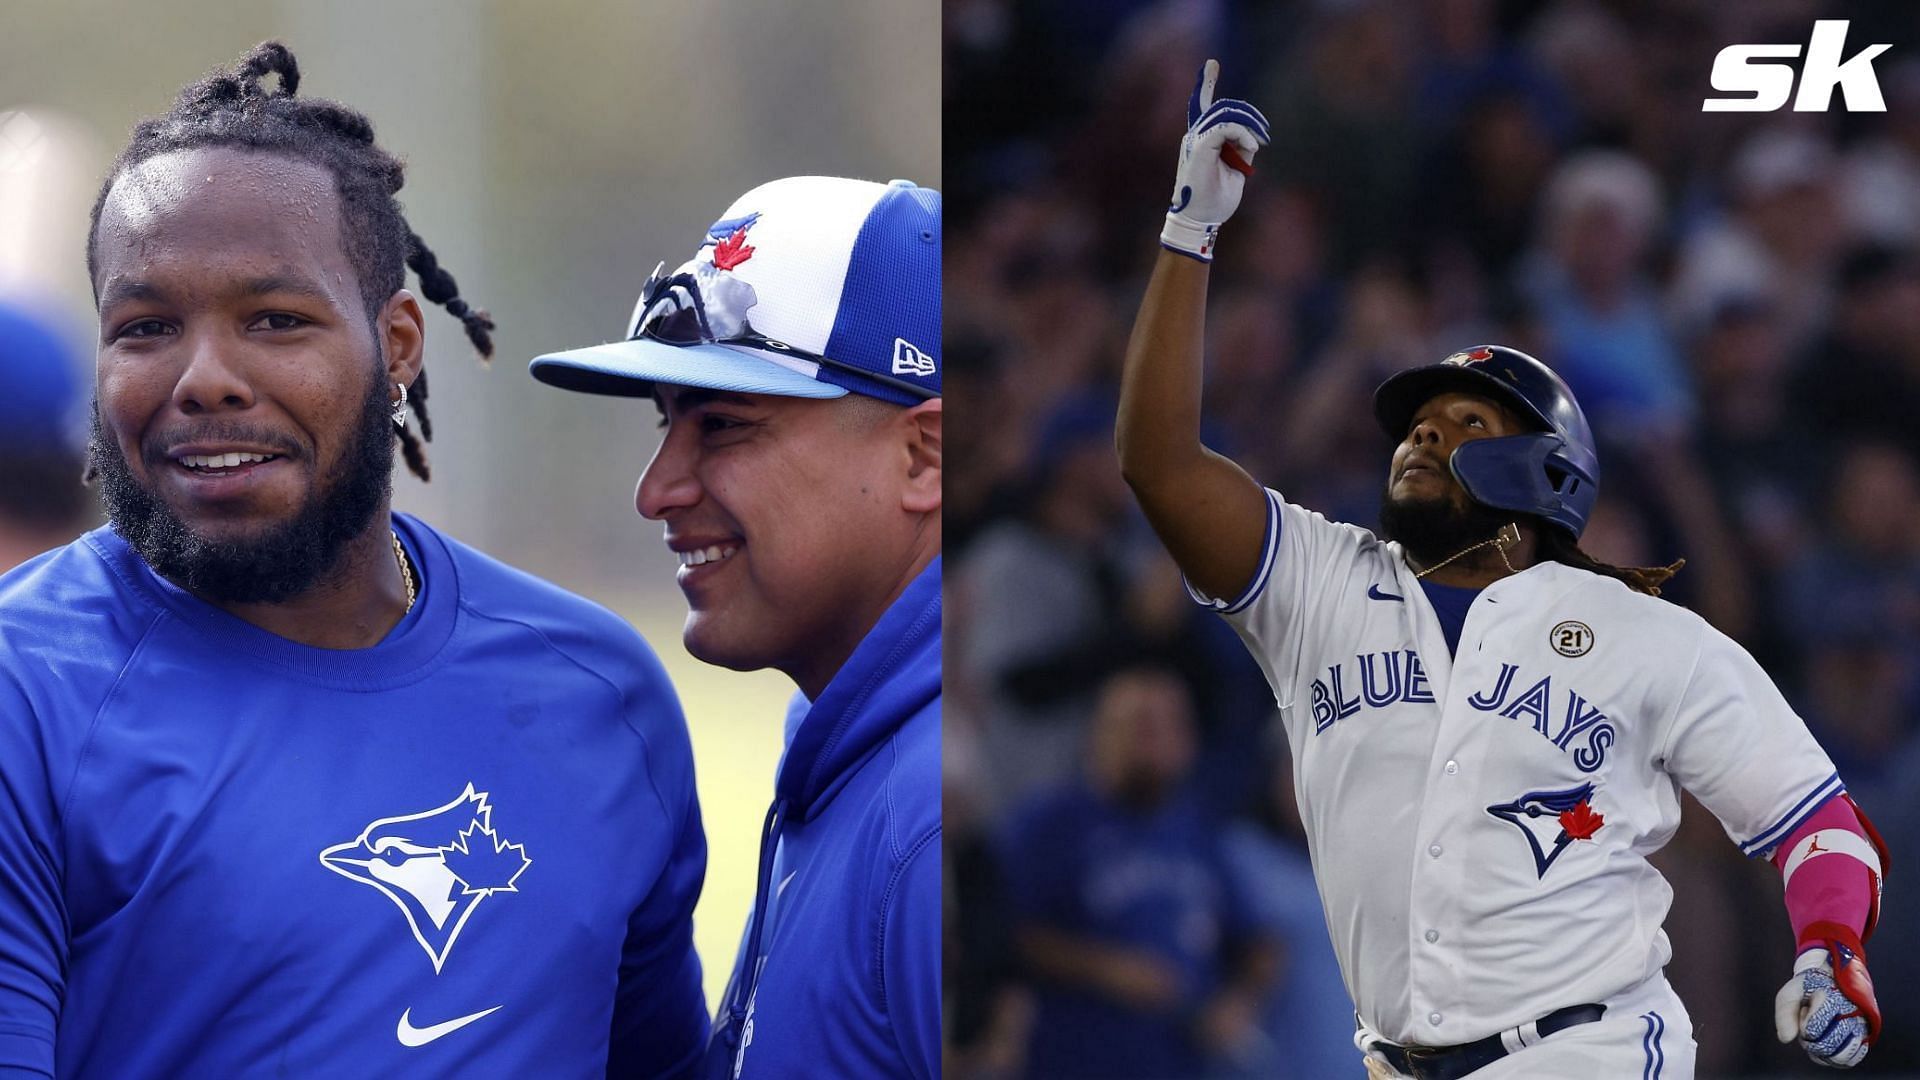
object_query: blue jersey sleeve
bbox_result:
[604,651,709,1079]
[881,828,941,1080]
[0,676,65,1077]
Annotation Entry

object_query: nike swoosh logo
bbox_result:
[1367,584,1404,602]
[397,1005,503,1047]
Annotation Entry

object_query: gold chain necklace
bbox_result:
[391,530,416,613]
[1413,522,1521,580]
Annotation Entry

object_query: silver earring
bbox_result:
[391,382,408,429]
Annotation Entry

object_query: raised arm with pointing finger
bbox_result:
[1116,59,1273,604]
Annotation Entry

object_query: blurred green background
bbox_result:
[0,0,938,1008]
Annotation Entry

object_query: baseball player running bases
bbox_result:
[1115,60,1887,1079]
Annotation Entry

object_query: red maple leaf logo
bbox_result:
[712,225,755,271]
[1559,801,1605,841]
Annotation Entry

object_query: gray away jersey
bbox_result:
[1191,489,1840,1046]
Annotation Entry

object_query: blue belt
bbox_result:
[1371,1003,1607,1080]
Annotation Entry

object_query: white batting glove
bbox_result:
[1161,59,1270,262]
[1774,942,1880,1068]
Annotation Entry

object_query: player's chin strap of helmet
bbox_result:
[1413,522,1522,581]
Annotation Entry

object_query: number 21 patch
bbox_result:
[1551,620,1593,658]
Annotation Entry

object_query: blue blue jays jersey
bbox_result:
[0,516,706,1078]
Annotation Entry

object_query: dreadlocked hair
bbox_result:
[85,41,495,483]
[1536,525,1685,597]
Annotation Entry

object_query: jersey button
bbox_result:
[1428,843,1443,858]
[1429,1012,1443,1026]
[1444,760,1459,775]
[1425,929,1440,943]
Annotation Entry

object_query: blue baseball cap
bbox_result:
[531,176,941,406]
[0,300,83,452]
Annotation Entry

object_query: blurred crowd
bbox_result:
[943,0,1920,1076]
[0,299,94,577]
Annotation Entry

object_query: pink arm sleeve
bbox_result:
[1770,794,1887,953]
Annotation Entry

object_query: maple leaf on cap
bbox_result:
[1558,800,1605,841]
[712,226,755,271]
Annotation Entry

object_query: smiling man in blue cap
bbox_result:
[532,174,942,1080]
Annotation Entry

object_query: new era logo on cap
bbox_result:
[892,338,935,378]
[529,176,941,406]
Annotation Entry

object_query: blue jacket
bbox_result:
[704,559,941,1079]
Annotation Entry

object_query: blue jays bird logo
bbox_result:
[319,784,532,972]
[1443,346,1495,366]
[1486,783,1606,879]
[691,211,762,339]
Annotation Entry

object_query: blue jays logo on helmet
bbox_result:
[1443,346,1496,366]
[319,784,532,972]
[1487,782,1606,879]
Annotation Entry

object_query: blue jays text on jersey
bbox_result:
[0,515,708,1078]
[1310,651,1614,772]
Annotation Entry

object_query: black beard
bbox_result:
[89,372,395,605]
[1378,484,1515,570]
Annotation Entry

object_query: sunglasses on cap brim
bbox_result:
[627,261,937,403]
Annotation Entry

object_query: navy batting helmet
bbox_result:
[1372,345,1600,538]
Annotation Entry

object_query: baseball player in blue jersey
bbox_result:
[531,175,942,1079]
[1115,60,1888,1078]
[0,44,708,1077]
